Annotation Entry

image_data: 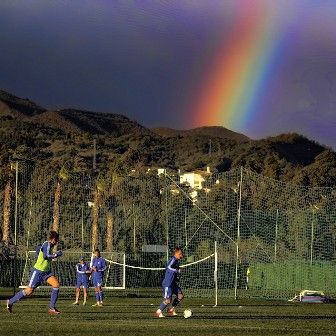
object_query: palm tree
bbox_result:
[106,211,113,252]
[91,174,107,251]
[106,166,124,251]
[52,166,69,232]
[2,167,14,244]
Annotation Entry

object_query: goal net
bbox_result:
[3,163,334,301]
[105,252,217,300]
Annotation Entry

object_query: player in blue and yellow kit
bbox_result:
[91,248,107,307]
[73,256,91,305]
[6,231,63,315]
[155,247,184,318]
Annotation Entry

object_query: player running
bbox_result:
[91,248,107,307]
[6,230,63,315]
[155,247,184,318]
[73,256,91,306]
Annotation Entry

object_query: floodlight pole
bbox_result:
[165,170,169,261]
[81,204,84,251]
[310,210,315,265]
[184,208,188,256]
[14,161,19,246]
[234,167,243,300]
[93,139,97,171]
[214,241,218,307]
[26,196,33,251]
[13,161,19,295]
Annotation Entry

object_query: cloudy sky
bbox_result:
[0,0,335,148]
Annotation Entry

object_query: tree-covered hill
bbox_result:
[151,126,250,142]
[0,89,335,187]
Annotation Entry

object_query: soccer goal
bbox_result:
[104,242,219,305]
[20,251,126,290]
[20,245,219,304]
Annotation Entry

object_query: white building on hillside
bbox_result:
[179,166,211,190]
[157,168,166,176]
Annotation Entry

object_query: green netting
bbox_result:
[0,163,335,302]
[248,262,336,298]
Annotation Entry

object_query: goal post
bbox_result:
[105,247,218,304]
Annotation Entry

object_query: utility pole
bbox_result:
[133,203,136,256]
[13,161,19,295]
[14,161,19,246]
[81,204,85,251]
[234,167,243,300]
[184,208,188,256]
[93,139,97,171]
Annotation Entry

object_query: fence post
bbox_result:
[133,203,136,256]
[184,208,188,256]
[81,204,84,251]
[234,167,243,300]
[310,210,315,265]
[122,253,126,289]
[274,209,279,262]
[26,196,33,250]
[214,241,218,307]
[165,171,169,261]
[13,161,19,294]
[14,161,19,246]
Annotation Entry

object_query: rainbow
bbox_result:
[190,0,295,131]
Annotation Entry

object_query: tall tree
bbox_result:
[91,174,107,251]
[52,166,69,232]
[106,169,123,251]
[2,165,14,244]
[106,211,113,252]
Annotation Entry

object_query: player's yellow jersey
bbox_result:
[34,241,54,272]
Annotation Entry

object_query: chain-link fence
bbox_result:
[0,163,335,300]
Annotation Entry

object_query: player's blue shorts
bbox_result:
[92,273,103,287]
[162,282,182,300]
[28,268,52,289]
[76,276,89,289]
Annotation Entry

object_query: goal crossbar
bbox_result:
[104,253,215,271]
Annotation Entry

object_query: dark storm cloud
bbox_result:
[0,0,335,148]
[0,0,224,125]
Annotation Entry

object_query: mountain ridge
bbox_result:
[28,109,155,137]
[0,89,335,187]
[151,126,250,142]
[0,90,46,118]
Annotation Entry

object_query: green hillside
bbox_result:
[0,89,335,187]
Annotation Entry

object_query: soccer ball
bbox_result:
[183,309,192,319]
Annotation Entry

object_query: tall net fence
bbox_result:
[0,163,335,301]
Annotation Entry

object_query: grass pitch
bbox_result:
[0,295,335,336]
